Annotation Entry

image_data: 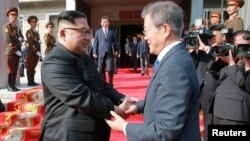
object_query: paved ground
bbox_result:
[0,62,42,105]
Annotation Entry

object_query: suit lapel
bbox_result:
[144,42,184,104]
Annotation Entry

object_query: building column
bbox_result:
[0,0,19,89]
[66,0,76,10]
[239,0,250,30]
[190,0,204,29]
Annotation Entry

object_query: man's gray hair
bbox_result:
[141,1,184,36]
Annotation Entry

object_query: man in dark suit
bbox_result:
[130,36,139,72]
[3,7,24,91]
[106,1,201,141]
[211,30,250,125]
[40,11,132,141]
[137,34,149,75]
[93,16,119,86]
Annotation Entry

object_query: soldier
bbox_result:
[224,0,245,32]
[3,7,24,91]
[26,15,41,86]
[208,10,221,28]
[44,22,56,55]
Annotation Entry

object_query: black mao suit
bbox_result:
[40,43,124,141]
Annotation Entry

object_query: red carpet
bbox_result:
[0,68,204,140]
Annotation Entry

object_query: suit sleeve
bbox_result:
[93,30,98,54]
[41,57,114,119]
[126,64,193,141]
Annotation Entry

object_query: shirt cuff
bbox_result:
[123,122,128,135]
[205,45,211,54]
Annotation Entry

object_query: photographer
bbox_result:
[190,25,227,141]
[211,30,250,125]
[234,30,250,92]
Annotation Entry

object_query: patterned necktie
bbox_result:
[153,59,159,71]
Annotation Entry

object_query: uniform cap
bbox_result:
[27,15,38,23]
[227,0,245,8]
[46,22,54,28]
[209,10,221,19]
[6,7,18,16]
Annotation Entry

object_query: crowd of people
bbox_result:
[1,0,250,141]
[187,0,250,140]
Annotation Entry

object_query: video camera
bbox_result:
[213,43,235,56]
[236,44,250,57]
[184,28,214,49]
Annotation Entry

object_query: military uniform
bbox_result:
[44,33,55,55]
[224,17,244,32]
[44,22,56,55]
[26,16,41,86]
[3,7,24,91]
[224,0,245,32]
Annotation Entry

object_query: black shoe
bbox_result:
[32,82,39,86]
[13,86,20,91]
[141,73,144,76]
[28,83,35,86]
[7,85,16,92]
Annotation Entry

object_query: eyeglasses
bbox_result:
[64,27,92,37]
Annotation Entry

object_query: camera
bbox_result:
[236,44,250,57]
[184,28,214,49]
[213,43,235,56]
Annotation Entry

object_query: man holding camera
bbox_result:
[189,25,227,141]
[211,30,250,125]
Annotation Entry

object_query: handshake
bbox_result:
[114,97,139,119]
[105,96,139,132]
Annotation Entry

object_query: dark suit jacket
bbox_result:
[137,40,149,58]
[213,65,250,123]
[40,43,124,141]
[126,42,201,141]
[93,28,118,58]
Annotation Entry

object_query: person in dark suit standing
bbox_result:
[3,7,24,91]
[93,16,119,86]
[39,10,134,141]
[137,34,149,75]
[26,15,41,86]
[130,35,139,72]
[44,22,56,55]
[106,1,201,141]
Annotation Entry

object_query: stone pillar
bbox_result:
[239,0,250,30]
[190,0,204,28]
[0,0,19,89]
[66,0,76,10]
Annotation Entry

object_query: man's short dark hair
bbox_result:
[58,10,87,24]
[209,24,225,31]
[100,16,110,22]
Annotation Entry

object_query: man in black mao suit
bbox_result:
[40,11,131,141]
[106,1,201,141]
[93,16,118,86]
